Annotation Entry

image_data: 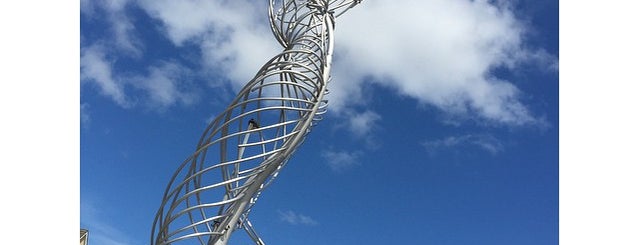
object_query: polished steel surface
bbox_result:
[151,1,361,244]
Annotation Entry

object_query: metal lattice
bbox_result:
[151,1,362,244]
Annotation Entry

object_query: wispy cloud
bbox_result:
[422,134,504,155]
[277,210,319,226]
[81,0,143,55]
[81,103,90,127]
[80,44,130,107]
[130,61,200,110]
[81,199,133,245]
[81,1,204,111]
[332,109,382,149]
[80,43,199,111]
[346,110,381,138]
[321,150,362,172]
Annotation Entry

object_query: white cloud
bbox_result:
[82,0,142,55]
[135,0,555,126]
[83,0,556,126]
[277,210,319,226]
[80,44,130,107]
[81,44,199,110]
[321,150,362,172]
[137,0,259,45]
[138,0,281,88]
[329,0,556,125]
[131,61,200,110]
[331,109,382,149]
[346,110,381,138]
[422,134,504,155]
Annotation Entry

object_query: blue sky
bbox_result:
[5,0,639,244]
[78,0,559,244]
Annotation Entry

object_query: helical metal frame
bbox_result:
[151,1,362,245]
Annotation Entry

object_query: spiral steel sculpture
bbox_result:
[151,1,361,244]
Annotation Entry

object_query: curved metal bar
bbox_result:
[151,1,362,245]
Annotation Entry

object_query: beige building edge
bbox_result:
[80,229,88,245]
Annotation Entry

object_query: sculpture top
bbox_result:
[269,0,362,47]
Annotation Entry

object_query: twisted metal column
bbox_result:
[151,1,361,244]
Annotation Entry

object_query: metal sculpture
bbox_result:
[151,1,361,244]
